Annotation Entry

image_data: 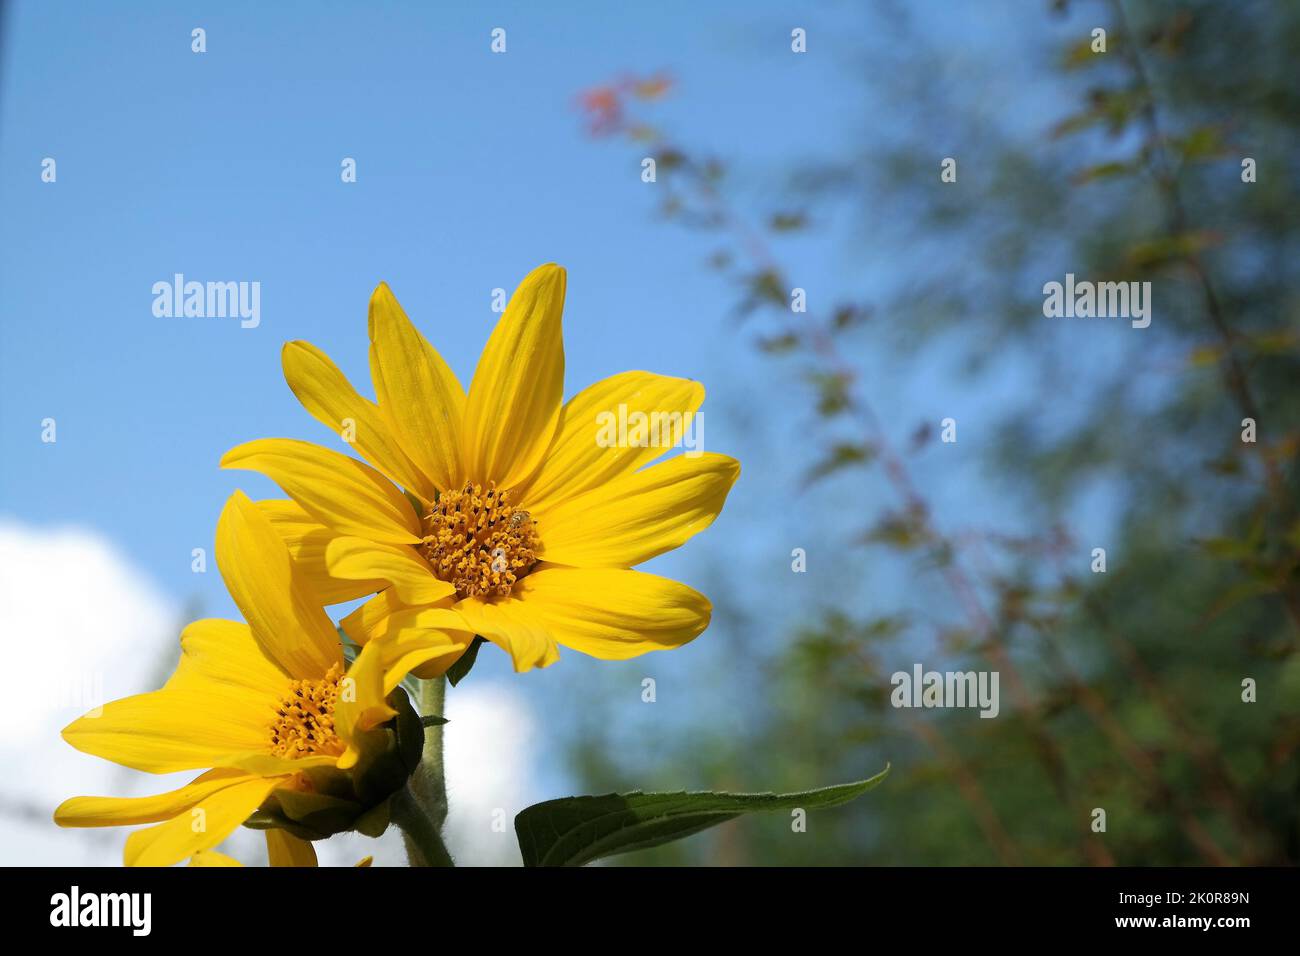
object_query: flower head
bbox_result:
[53,492,455,866]
[222,264,739,672]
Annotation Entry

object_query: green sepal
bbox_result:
[353,797,393,838]
[274,788,364,836]
[350,688,424,806]
[447,636,486,686]
[392,685,426,774]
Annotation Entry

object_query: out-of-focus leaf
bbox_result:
[803,441,877,486]
[1203,453,1243,476]
[1125,230,1220,269]
[705,249,732,270]
[833,303,869,329]
[769,211,809,232]
[1188,344,1224,367]
[1196,536,1255,560]
[1061,35,1107,69]
[757,331,801,354]
[751,268,786,305]
[735,268,789,318]
[1174,125,1226,162]
[860,510,928,550]
[655,148,686,171]
[807,370,853,416]
[1073,160,1138,184]
[1204,579,1275,622]
[1051,88,1146,139]
[1245,330,1298,356]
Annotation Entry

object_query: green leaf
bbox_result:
[1174,125,1225,162]
[1195,535,1254,560]
[1073,160,1137,184]
[514,767,889,867]
[446,636,486,687]
[756,331,801,354]
[655,148,685,172]
[769,211,808,232]
[802,441,876,487]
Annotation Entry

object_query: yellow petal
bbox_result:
[222,438,421,545]
[462,264,566,488]
[164,618,290,701]
[452,596,560,672]
[216,491,342,680]
[538,453,739,567]
[339,588,407,645]
[325,536,456,606]
[282,339,437,501]
[266,828,319,867]
[338,591,469,682]
[189,849,242,867]
[368,283,466,491]
[516,567,710,659]
[355,856,374,867]
[517,371,705,511]
[62,688,271,774]
[55,768,253,828]
[225,751,338,776]
[370,606,474,688]
[335,639,397,770]
[258,498,384,604]
[124,775,285,867]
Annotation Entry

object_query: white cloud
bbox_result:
[0,519,180,865]
[442,682,539,866]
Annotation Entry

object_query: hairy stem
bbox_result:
[394,676,453,867]
[391,785,453,867]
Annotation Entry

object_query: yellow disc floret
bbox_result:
[269,663,345,759]
[419,482,540,599]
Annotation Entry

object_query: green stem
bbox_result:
[393,676,453,866]
[391,785,454,867]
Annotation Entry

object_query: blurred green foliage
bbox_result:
[569,0,1300,865]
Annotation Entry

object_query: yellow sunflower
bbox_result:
[221,263,739,672]
[54,491,460,866]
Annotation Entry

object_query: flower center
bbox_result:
[418,482,541,599]
[269,663,345,759]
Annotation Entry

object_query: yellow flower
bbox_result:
[188,830,372,867]
[222,264,739,672]
[188,849,243,867]
[54,491,460,866]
